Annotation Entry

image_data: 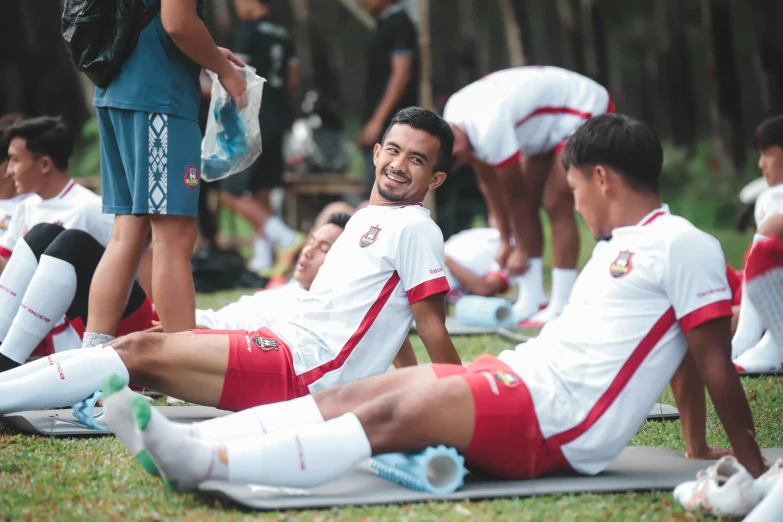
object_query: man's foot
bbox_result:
[673,456,761,516]
[511,300,547,323]
[519,305,561,329]
[733,332,782,373]
[101,373,159,477]
[105,380,228,490]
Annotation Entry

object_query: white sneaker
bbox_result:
[754,458,783,499]
[673,456,761,516]
[733,332,782,373]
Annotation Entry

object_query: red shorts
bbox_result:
[192,327,308,412]
[432,354,561,479]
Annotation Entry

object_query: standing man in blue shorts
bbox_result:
[85,0,248,346]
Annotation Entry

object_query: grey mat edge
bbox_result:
[497,328,531,344]
[411,317,500,336]
[738,370,783,377]
[198,447,783,511]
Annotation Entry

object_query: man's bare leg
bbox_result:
[149,215,198,332]
[86,215,151,336]
[104,367,476,490]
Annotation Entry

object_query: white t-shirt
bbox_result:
[443,66,611,165]
[0,194,31,241]
[195,281,306,330]
[0,180,114,258]
[754,183,783,229]
[443,227,508,292]
[498,206,733,475]
[272,204,449,392]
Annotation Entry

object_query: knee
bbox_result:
[543,190,575,220]
[150,216,198,248]
[44,229,102,264]
[111,332,163,380]
[23,223,66,259]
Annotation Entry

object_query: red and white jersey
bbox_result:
[498,206,732,474]
[443,66,612,166]
[195,281,307,330]
[443,227,508,291]
[0,180,113,258]
[0,194,31,241]
[272,204,449,392]
[754,183,783,229]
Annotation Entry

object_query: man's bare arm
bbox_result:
[410,294,462,365]
[445,256,506,297]
[287,61,301,93]
[686,317,765,477]
[0,256,7,276]
[370,56,413,129]
[392,337,418,368]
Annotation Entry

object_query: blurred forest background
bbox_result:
[1,0,782,228]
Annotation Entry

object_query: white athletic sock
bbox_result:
[248,237,274,272]
[549,268,578,313]
[263,215,296,250]
[0,255,76,364]
[0,346,128,415]
[226,413,372,488]
[0,348,96,383]
[744,235,783,364]
[193,395,325,442]
[732,235,768,358]
[733,332,781,373]
[0,240,38,341]
[82,332,115,349]
[510,257,546,321]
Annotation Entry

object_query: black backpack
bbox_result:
[61,0,161,88]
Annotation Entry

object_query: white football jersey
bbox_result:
[0,180,113,258]
[0,194,31,240]
[443,227,507,291]
[754,183,783,229]
[443,66,611,165]
[195,281,307,330]
[498,206,732,475]
[272,204,449,392]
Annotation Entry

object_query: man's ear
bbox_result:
[595,165,610,195]
[373,143,381,166]
[39,155,53,175]
[429,170,447,190]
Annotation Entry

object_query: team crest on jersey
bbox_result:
[183,166,200,189]
[0,214,10,231]
[252,336,279,351]
[359,225,382,248]
[494,371,520,388]
[610,250,634,278]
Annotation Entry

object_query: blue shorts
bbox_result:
[97,107,201,217]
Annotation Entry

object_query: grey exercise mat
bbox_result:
[498,328,532,344]
[411,317,499,336]
[198,446,783,510]
[0,405,229,436]
[648,403,678,420]
[738,368,783,377]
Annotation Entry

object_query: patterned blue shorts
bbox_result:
[97,107,201,217]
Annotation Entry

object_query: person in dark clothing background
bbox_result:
[359,0,420,197]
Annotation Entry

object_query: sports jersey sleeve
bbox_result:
[662,228,733,332]
[395,219,450,304]
[0,205,24,258]
[754,188,783,228]
[390,17,417,57]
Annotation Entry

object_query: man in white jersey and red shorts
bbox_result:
[97,113,768,499]
[442,226,510,302]
[0,107,460,418]
[444,66,614,326]
[730,114,783,374]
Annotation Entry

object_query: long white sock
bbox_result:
[510,257,546,321]
[549,268,578,313]
[263,215,296,249]
[0,346,128,414]
[733,332,781,373]
[193,395,325,442]
[744,235,783,363]
[0,255,76,364]
[0,240,38,341]
[82,332,115,349]
[248,236,274,272]
[226,413,371,488]
[732,234,768,358]
[0,347,98,383]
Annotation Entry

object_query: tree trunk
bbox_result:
[289,0,314,90]
[498,0,525,67]
[579,0,609,86]
[555,0,585,74]
[510,0,535,64]
[752,0,783,115]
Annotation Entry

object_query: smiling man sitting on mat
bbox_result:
[101,114,766,494]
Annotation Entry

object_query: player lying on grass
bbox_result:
[730,114,783,374]
[0,107,459,415]
[102,113,766,493]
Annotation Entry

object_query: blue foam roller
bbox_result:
[370,445,466,495]
[454,295,513,327]
[71,391,107,431]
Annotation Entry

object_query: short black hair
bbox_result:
[754,114,783,151]
[4,116,74,171]
[561,113,662,194]
[380,107,455,173]
[0,113,24,163]
[326,212,351,229]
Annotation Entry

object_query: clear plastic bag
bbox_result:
[200,65,266,181]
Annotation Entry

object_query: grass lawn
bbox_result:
[0,224,776,521]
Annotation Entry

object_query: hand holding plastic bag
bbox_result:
[201,65,266,181]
